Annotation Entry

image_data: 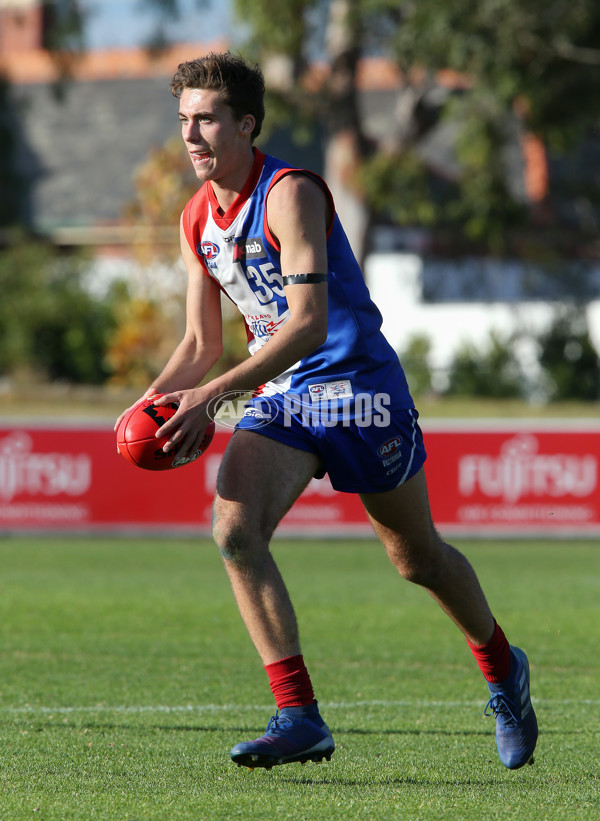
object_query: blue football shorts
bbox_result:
[234,392,427,494]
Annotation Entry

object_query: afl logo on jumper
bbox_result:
[199,241,220,260]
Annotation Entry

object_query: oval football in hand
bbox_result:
[116,395,215,470]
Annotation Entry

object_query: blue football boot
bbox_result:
[230,703,335,770]
[484,645,538,769]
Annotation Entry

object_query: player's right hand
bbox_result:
[113,388,159,432]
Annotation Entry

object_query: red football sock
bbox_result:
[466,620,511,683]
[265,654,315,709]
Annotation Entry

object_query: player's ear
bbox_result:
[240,114,255,136]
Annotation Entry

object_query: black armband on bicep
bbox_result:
[281,273,328,286]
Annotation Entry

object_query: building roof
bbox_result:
[0,40,228,85]
[10,73,183,231]
[1,39,542,248]
[2,42,236,240]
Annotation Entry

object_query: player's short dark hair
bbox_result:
[170,51,265,141]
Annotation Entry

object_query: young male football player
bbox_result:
[115,52,538,771]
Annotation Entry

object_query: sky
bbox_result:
[82,0,232,50]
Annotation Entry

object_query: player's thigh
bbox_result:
[214,429,321,541]
[360,466,442,566]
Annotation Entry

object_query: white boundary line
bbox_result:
[0,697,597,716]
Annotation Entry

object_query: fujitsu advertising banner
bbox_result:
[424,421,600,537]
[0,424,365,535]
[0,420,598,537]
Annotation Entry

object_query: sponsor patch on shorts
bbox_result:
[378,436,404,465]
[308,380,353,401]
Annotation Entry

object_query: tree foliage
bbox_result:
[537,306,600,400]
[123,135,198,265]
[0,237,116,384]
[391,0,600,149]
[400,333,433,398]
[233,0,600,254]
[6,0,595,394]
[382,0,600,252]
[105,288,180,387]
[445,331,526,399]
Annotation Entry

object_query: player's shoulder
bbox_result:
[267,168,328,211]
[184,182,209,210]
[181,184,210,236]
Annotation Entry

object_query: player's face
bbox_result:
[178,87,254,188]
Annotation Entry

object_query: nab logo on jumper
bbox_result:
[233,237,266,263]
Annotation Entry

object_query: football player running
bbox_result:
[115,52,537,772]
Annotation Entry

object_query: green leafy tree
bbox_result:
[385,0,600,254]
[400,333,433,398]
[0,237,116,384]
[445,331,525,398]
[106,287,180,388]
[537,306,600,401]
[230,0,600,256]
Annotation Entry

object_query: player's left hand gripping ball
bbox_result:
[116,395,215,471]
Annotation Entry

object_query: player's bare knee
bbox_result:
[212,503,271,567]
[385,533,448,587]
[392,554,437,586]
[212,511,247,565]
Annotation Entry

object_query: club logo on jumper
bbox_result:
[233,237,266,263]
[199,241,220,260]
[330,382,351,397]
[308,380,353,401]
[248,315,287,340]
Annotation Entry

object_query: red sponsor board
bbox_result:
[425,421,600,537]
[0,424,367,535]
[0,420,598,537]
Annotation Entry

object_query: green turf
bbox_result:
[0,537,598,820]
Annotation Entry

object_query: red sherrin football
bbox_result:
[116,395,215,471]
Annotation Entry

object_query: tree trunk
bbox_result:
[322,0,371,266]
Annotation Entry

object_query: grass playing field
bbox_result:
[0,536,598,820]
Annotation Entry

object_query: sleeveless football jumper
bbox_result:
[182,149,426,492]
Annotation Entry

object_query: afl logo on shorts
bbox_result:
[378,436,403,458]
[199,241,220,260]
